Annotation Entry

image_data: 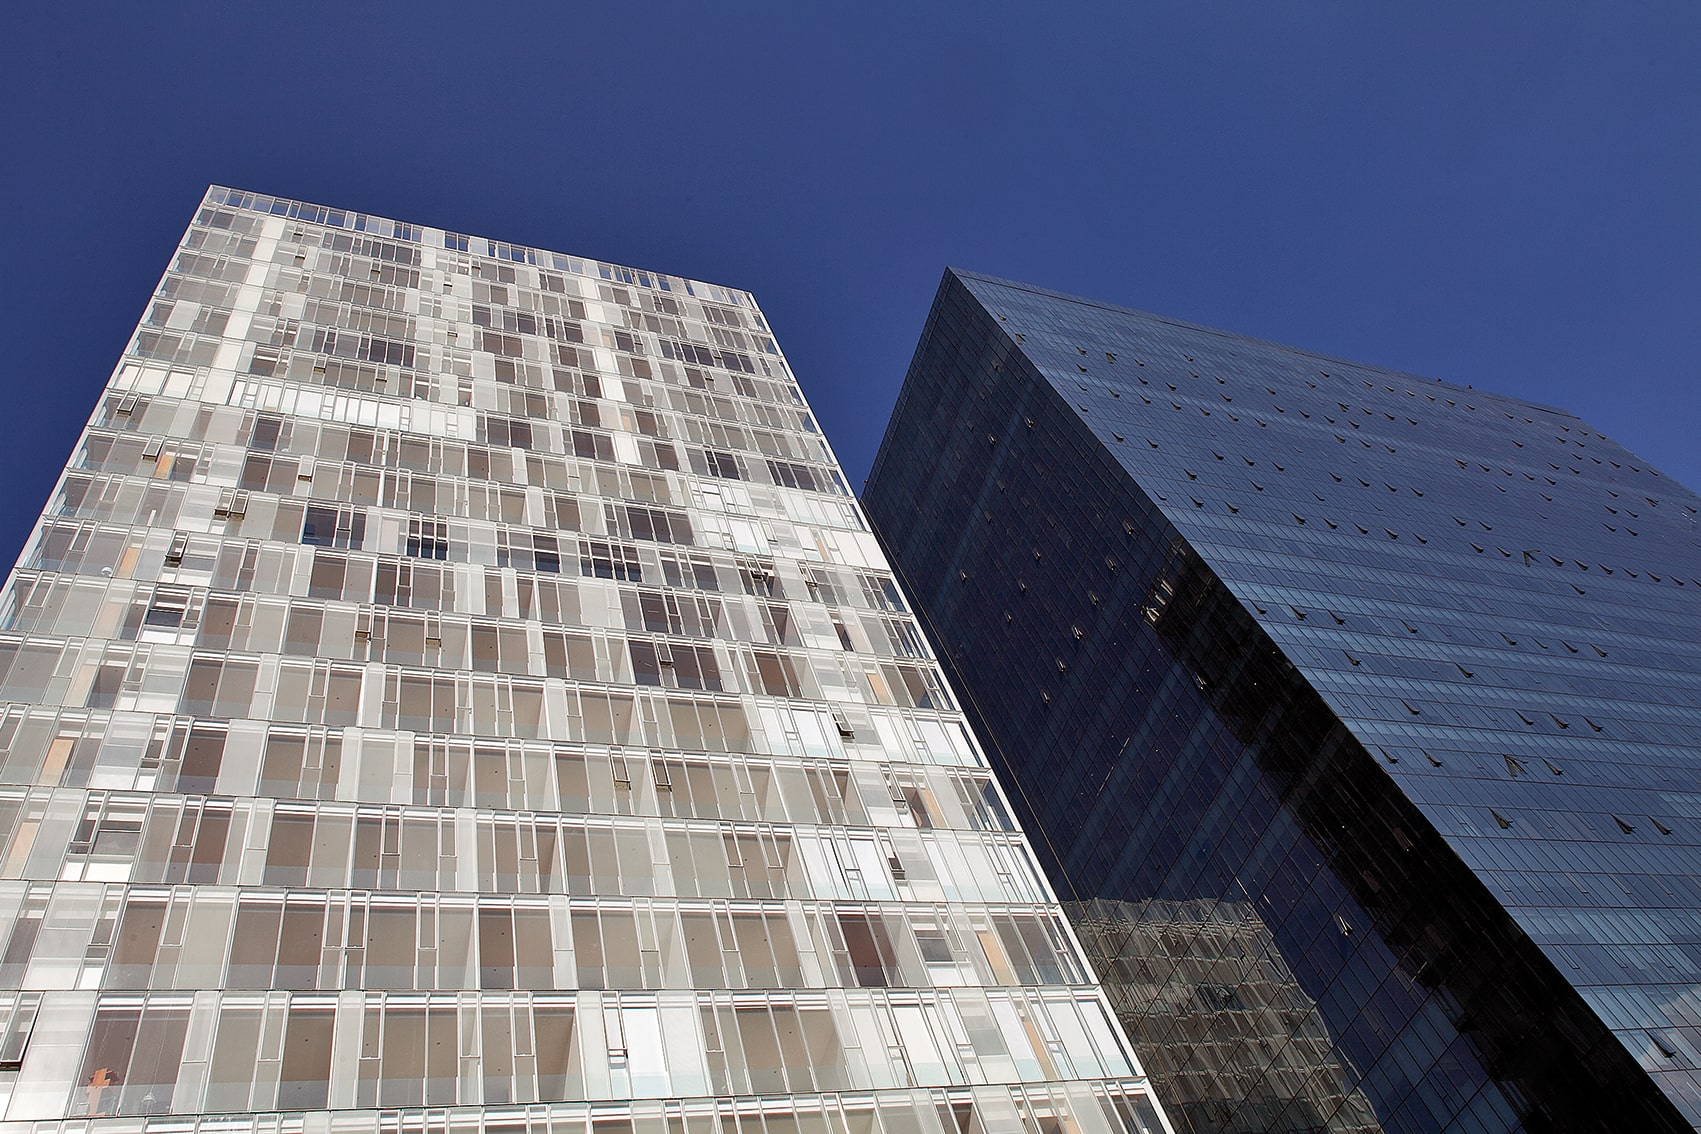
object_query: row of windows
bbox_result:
[58,468,862,599]
[238,342,808,448]
[0,653,969,772]
[108,347,827,492]
[84,402,836,520]
[9,721,998,817]
[1434,820,1701,892]
[0,615,953,734]
[1076,364,1667,499]
[283,494,700,561]
[17,1074,1165,1134]
[71,455,697,564]
[292,252,423,292]
[0,786,1045,902]
[171,243,772,370]
[94,375,849,535]
[1221,544,1692,658]
[202,193,717,301]
[16,509,921,672]
[0,879,1080,994]
[191,202,767,338]
[24,522,888,631]
[152,258,800,431]
[69,423,857,565]
[1135,456,1697,590]
[25,513,896,633]
[7,984,1136,1118]
[241,347,825,462]
[1292,643,1687,736]
[0,706,995,819]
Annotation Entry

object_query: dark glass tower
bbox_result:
[863,270,1701,1134]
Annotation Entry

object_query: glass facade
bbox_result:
[864,270,1701,1133]
[0,194,1173,1134]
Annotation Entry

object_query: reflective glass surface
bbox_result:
[865,270,1701,1132]
[0,199,1173,1134]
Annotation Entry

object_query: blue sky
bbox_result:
[2,4,1698,568]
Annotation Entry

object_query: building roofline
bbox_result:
[944,266,1582,422]
[202,184,763,307]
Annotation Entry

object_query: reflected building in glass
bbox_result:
[0,194,1174,1134]
[863,270,1701,1133]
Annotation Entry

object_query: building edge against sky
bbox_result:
[0,190,1174,1134]
[863,270,1701,1133]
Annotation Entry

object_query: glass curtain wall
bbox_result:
[0,192,1173,1134]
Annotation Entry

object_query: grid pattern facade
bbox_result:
[863,270,1701,1133]
[1066,900,1380,1134]
[0,195,1172,1134]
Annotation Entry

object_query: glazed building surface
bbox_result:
[0,194,1172,1134]
[864,270,1701,1133]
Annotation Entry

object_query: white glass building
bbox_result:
[0,189,1172,1134]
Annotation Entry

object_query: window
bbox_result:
[302,505,365,550]
[407,517,448,560]
[533,534,561,573]
[0,992,41,1070]
[580,539,642,582]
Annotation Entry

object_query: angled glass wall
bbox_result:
[0,194,1173,1134]
[865,270,1701,1133]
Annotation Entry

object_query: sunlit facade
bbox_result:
[0,194,1172,1134]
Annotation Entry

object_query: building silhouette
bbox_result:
[864,270,1701,1133]
[0,196,1172,1134]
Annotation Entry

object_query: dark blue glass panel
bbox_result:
[866,270,1701,1133]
